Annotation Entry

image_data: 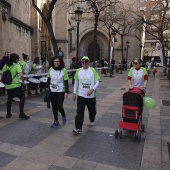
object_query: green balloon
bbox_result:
[143,97,156,109]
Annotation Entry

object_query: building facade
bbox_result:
[140,0,170,62]
[0,0,142,67]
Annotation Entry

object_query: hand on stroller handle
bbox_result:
[128,87,146,94]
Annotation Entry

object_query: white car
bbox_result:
[155,62,162,66]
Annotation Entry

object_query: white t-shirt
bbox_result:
[36,65,42,74]
[47,67,69,92]
[128,67,148,87]
[147,63,152,70]
[23,63,29,74]
[74,67,100,98]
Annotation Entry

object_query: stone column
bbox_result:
[30,0,39,60]
[0,14,3,57]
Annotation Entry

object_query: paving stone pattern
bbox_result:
[0,120,56,148]
[161,119,170,136]
[0,68,169,170]
[0,151,17,169]
[160,106,170,117]
[32,107,76,123]
[64,130,144,170]
[0,100,41,113]
[48,165,70,170]
[96,111,121,129]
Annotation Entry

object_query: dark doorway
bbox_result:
[41,41,46,71]
[88,42,100,62]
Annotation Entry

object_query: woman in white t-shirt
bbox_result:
[128,58,148,89]
[46,57,69,127]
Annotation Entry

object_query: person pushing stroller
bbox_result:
[115,58,148,141]
[128,58,148,90]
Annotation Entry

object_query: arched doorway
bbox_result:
[39,3,51,63]
[88,42,100,62]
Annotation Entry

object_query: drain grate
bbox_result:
[168,143,170,160]
[120,88,126,90]
[162,100,170,106]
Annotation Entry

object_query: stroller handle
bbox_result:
[129,87,145,95]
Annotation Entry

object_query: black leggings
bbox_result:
[6,86,25,115]
[50,92,65,121]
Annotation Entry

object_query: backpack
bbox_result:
[1,65,17,85]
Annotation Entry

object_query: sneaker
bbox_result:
[62,116,67,125]
[19,114,30,120]
[35,91,39,95]
[51,121,59,128]
[6,113,12,118]
[73,129,82,134]
[90,122,95,126]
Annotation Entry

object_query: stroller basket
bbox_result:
[126,110,135,117]
[122,105,140,120]
[123,92,143,108]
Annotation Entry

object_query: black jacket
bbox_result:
[44,89,50,108]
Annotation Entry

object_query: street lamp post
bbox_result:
[139,44,142,59]
[74,7,83,61]
[144,49,147,61]
[126,41,130,66]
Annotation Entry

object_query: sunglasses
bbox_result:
[81,60,88,63]
[134,62,138,65]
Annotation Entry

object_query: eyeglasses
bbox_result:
[134,62,138,65]
[81,60,88,63]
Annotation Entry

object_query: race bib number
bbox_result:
[80,82,91,90]
[51,83,59,90]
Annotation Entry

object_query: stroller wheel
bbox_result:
[115,130,119,138]
[119,131,122,139]
[141,125,144,132]
[134,132,141,142]
[137,134,141,142]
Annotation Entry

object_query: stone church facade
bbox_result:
[0,0,141,67]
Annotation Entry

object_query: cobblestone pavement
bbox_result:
[0,68,170,170]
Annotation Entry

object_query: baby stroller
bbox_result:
[115,87,145,142]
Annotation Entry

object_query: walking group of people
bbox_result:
[1,48,149,135]
[0,52,101,134]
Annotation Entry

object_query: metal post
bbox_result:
[76,21,79,61]
[126,46,128,62]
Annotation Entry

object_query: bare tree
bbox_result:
[100,1,140,73]
[70,0,118,61]
[31,0,59,56]
[137,0,170,65]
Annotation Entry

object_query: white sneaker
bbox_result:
[90,122,95,126]
[73,129,82,134]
